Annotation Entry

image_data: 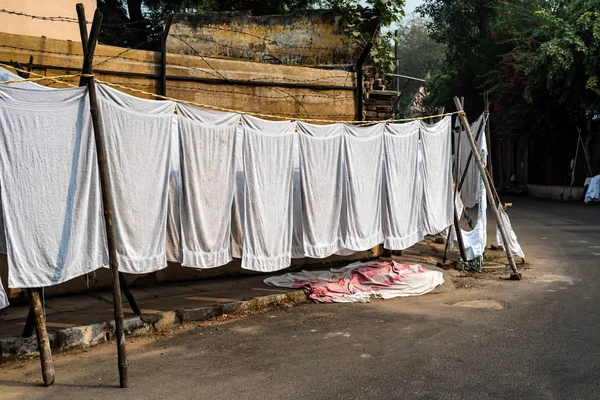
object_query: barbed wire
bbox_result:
[0,8,80,23]
[1,63,462,124]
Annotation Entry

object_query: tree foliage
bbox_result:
[97,0,406,74]
[417,0,600,139]
[393,15,446,116]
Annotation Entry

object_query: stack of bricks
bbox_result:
[362,67,399,122]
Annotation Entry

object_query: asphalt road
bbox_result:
[1,197,600,399]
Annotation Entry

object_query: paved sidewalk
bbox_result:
[0,240,460,360]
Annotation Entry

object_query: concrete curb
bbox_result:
[0,290,308,361]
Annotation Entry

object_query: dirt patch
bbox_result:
[451,299,505,309]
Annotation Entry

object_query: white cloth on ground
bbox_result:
[455,114,486,208]
[0,85,108,288]
[342,124,384,250]
[97,83,176,274]
[240,115,296,271]
[176,104,239,268]
[420,116,454,235]
[585,175,600,203]
[383,121,423,250]
[297,122,345,258]
[264,261,444,303]
[496,205,525,259]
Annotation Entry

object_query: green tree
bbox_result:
[393,15,446,116]
[97,0,319,48]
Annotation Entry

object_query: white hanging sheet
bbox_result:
[383,121,423,250]
[166,115,181,263]
[240,115,296,271]
[342,123,384,250]
[297,121,345,258]
[97,83,176,274]
[176,103,239,268]
[0,85,108,288]
[496,205,525,259]
[444,125,488,261]
[455,114,486,208]
[0,68,52,256]
[420,116,454,235]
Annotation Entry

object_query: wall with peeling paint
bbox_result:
[167,10,362,67]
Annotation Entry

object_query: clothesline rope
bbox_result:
[0,62,463,125]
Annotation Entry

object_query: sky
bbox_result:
[404,0,423,16]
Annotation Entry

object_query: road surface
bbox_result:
[1,197,599,399]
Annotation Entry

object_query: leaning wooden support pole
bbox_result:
[22,306,35,338]
[453,97,521,279]
[77,5,129,387]
[119,272,141,315]
[456,115,486,193]
[27,289,55,386]
[452,103,468,262]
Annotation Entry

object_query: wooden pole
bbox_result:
[21,307,35,338]
[76,5,129,387]
[27,289,55,386]
[160,14,173,97]
[456,115,486,193]
[453,97,521,279]
[451,99,467,262]
[120,274,141,315]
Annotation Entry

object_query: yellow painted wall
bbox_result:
[0,0,96,41]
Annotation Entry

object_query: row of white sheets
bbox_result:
[0,76,454,293]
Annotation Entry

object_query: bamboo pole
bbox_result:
[160,14,173,97]
[453,97,521,279]
[76,4,129,387]
[27,289,55,386]
[457,115,486,193]
[450,100,467,262]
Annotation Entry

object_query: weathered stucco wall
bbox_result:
[0,32,359,301]
[168,10,360,67]
[0,0,96,41]
[0,32,356,120]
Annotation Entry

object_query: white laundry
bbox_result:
[97,83,176,274]
[0,85,108,288]
[342,124,384,250]
[496,205,525,259]
[263,260,444,303]
[166,115,181,263]
[176,104,239,268]
[231,118,245,259]
[0,279,7,309]
[420,116,454,235]
[383,121,423,250]
[444,122,489,261]
[297,121,345,258]
[585,175,600,203]
[0,68,51,256]
[455,114,487,208]
[240,115,296,271]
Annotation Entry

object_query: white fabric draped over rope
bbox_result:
[0,66,463,310]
